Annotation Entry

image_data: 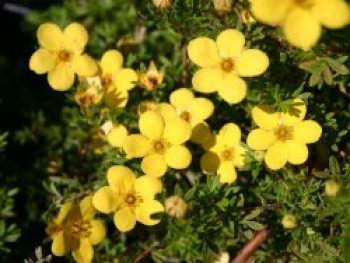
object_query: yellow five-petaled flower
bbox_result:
[46,195,106,263]
[29,22,98,91]
[247,99,322,170]
[92,165,164,232]
[187,28,269,104]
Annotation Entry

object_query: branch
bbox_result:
[231,226,271,263]
[133,242,160,263]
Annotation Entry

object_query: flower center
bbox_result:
[221,149,234,161]
[153,140,167,154]
[102,74,113,87]
[58,49,72,63]
[148,76,158,88]
[67,220,91,239]
[294,0,314,9]
[221,58,235,72]
[125,194,137,205]
[179,111,191,122]
[274,125,294,141]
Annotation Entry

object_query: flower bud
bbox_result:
[152,0,172,10]
[325,180,340,197]
[212,0,232,13]
[165,195,188,219]
[282,214,297,229]
[213,252,230,263]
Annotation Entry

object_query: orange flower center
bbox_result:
[153,140,168,154]
[102,74,113,87]
[67,219,91,239]
[58,49,72,62]
[125,194,137,205]
[221,149,234,161]
[180,111,191,122]
[274,125,293,141]
[221,58,235,72]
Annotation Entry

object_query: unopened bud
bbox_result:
[282,214,297,229]
[152,0,172,10]
[212,0,232,13]
[325,180,340,197]
[165,195,188,219]
[213,252,230,263]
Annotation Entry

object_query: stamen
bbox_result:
[221,149,233,161]
[58,50,72,62]
[221,58,235,72]
[179,111,191,122]
[274,125,294,141]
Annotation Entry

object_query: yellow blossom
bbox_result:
[250,0,350,50]
[165,195,188,219]
[139,61,165,91]
[282,214,297,229]
[92,165,164,232]
[46,195,106,263]
[213,252,230,263]
[106,124,128,148]
[325,180,340,197]
[75,84,103,108]
[122,111,192,178]
[187,28,269,104]
[29,23,98,91]
[212,0,232,13]
[247,99,322,170]
[200,123,246,184]
[152,0,172,9]
[138,101,158,115]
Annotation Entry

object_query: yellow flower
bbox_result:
[122,111,192,178]
[281,214,297,229]
[247,99,322,170]
[200,123,246,184]
[46,195,106,263]
[75,84,103,108]
[212,0,232,13]
[214,252,230,263]
[187,29,269,104]
[92,165,164,232]
[139,61,165,91]
[29,23,98,91]
[250,0,350,50]
[106,124,128,148]
[325,180,340,197]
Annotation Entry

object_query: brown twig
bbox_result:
[231,226,271,263]
[133,242,160,263]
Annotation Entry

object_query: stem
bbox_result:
[133,242,160,263]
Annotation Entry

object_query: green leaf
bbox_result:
[243,220,265,231]
[243,209,262,221]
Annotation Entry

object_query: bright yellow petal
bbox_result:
[51,231,69,256]
[79,195,96,220]
[114,207,136,232]
[37,23,63,51]
[47,63,75,91]
[200,151,220,174]
[156,103,177,122]
[265,142,288,170]
[247,128,276,150]
[139,111,165,139]
[170,88,194,110]
[283,7,321,50]
[101,49,123,74]
[218,161,237,184]
[286,140,308,165]
[107,165,136,192]
[219,123,241,147]
[135,176,163,200]
[190,98,214,123]
[114,68,138,91]
[29,49,56,74]
[216,29,245,58]
[233,144,246,168]
[122,134,151,158]
[187,37,220,67]
[89,219,106,245]
[141,154,167,178]
[164,145,192,169]
[250,0,292,25]
[63,23,88,54]
[71,55,97,77]
[293,120,322,144]
[105,87,129,109]
[192,67,222,93]
[92,186,118,214]
[281,98,306,126]
[312,0,350,29]
[107,125,128,148]
[55,202,73,225]
[163,117,191,145]
[217,74,247,104]
[136,200,164,225]
[72,238,94,263]
[191,122,212,145]
[252,105,279,129]
[236,49,269,77]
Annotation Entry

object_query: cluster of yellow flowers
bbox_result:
[28,5,345,258]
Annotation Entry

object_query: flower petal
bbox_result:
[29,49,56,74]
[114,207,136,232]
[190,98,214,123]
[217,74,247,104]
[164,117,191,145]
[286,140,308,165]
[200,151,220,174]
[71,54,98,77]
[216,29,245,58]
[92,186,118,214]
[101,49,124,74]
[63,23,88,54]
[312,0,350,29]
[265,142,288,170]
[283,7,321,50]
[233,144,246,168]
[105,87,129,109]
[247,128,276,150]
[192,67,222,93]
[122,134,151,158]
[136,200,164,226]
[114,68,138,91]
[164,145,192,169]
[79,195,96,220]
[293,120,322,144]
[47,63,75,91]
[170,88,194,110]
[252,105,279,129]
[281,98,306,126]
[156,103,177,122]
[187,37,220,67]
[51,231,69,256]
[107,125,128,148]
[250,0,293,25]
[218,161,237,184]
[139,111,165,140]
[135,176,163,200]
[37,23,63,51]
[107,165,136,192]
[55,202,74,225]
[236,49,269,77]
[191,122,212,145]
[141,154,168,178]
[89,219,106,245]
[219,123,241,147]
[72,238,94,263]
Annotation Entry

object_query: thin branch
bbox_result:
[133,242,160,263]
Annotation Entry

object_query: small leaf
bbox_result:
[309,68,323,87]
[325,58,349,75]
[322,66,333,85]
[243,220,265,231]
[329,156,340,175]
[243,209,262,221]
